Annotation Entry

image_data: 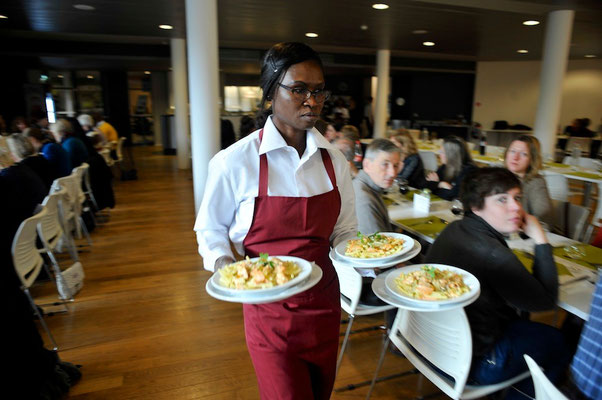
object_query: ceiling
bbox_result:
[0,0,600,72]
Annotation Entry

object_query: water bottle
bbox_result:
[479,133,487,155]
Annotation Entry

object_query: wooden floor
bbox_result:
[34,146,453,399]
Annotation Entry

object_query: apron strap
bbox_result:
[257,129,338,196]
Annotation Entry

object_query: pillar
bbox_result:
[374,49,390,139]
[185,0,221,212]
[151,71,168,146]
[171,38,191,170]
[533,10,574,159]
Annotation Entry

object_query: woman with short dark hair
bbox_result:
[426,167,570,399]
[194,42,357,399]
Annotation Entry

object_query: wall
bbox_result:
[473,59,602,131]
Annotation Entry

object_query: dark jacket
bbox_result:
[425,213,557,357]
[398,153,426,189]
[425,163,477,200]
[21,155,54,192]
[87,151,115,210]
[40,142,71,177]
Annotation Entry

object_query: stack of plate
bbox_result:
[330,232,420,269]
[205,256,322,304]
[373,263,481,311]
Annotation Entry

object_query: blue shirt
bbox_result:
[41,142,71,177]
[61,136,89,169]
[571,279,602,399]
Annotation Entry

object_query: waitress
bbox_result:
[194,42,357,399]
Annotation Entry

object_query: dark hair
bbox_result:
[460,167,521,212]
[442,135,473,182]
[254,42,324,129]
[239,115,256,138]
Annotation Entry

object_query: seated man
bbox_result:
[352,138,402,305]
[425,167,570,399]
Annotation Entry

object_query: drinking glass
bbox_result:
[451,199,464,216]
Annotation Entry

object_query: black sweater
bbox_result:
[425,213,557,357]
[425,163,477,200]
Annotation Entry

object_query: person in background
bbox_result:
[390,131,426,189]
[363,96,374,137]
[333,98,350,121]
[566,118,595,138]
[51,119,89,169]
[78,114,107,146]
[504,135,552,221]
[315,119,339,142]
[10,116,28,133]
[194,42,357,399]
[239,115,256,139]
[426,167,570,400]
[92,112,119,143]
[24,127,71,177]
[6,132,54,191]
[425,135,476,200]
[340,124,363,170]
[332,136,359,178]
[86,135,116,211]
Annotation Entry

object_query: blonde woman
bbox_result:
[504,135,552,220]
[425,135,476,200]
[390,131,426,188]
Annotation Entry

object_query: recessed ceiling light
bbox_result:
[372,3,389,10]
[360,25,368,31]
[159,24,173,30]
[412,29,428,34]
[517,49,529,54]
[305,32,318,38]
[522,20,539,26]
[73,4,95,11]
[423,41,435,47]
[86,75,94,79]
[57,74,64,78]
[0,14,8,19]
[584,54,596,58]
[144,71,151,75]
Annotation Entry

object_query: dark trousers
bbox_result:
[469,320,571,399]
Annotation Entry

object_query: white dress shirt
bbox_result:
[194,116,358,271]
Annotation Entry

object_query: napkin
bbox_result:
[395,216,448,239]
[402,190,442,202]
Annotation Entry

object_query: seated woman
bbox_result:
[390,131,426,189]
[6,132,54,191]
[504,135,552,220]
[425,167,569,399]
[425,135,476,200]
[24,127,71,178]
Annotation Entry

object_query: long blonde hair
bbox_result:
[504,135,542,181]
[390,132,418,158]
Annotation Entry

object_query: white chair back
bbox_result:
[116,136,126,162]
[390,308,530,399]
[419,150,439,172]
[543,174,569,202]
[549,200,590,241]
[12,207,47,289]
[39,192,64,248]
[100,148,114,166]
[523,355,568,400]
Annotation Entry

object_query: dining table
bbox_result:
[384,190,599,320]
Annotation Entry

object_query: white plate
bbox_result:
[206,264,323,304]
[210,256,313,295]
[330,240,421,269]
[334,233,415,263]
[372,269,480,311]
[384,264,480,306]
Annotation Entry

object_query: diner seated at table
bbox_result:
[23,127,71,178]
[424,135,476,200]
[51,119,89,169]
[6,132,54,191]
[390,131,426,189]
[340,124,363,170]
[425,167,570,399]
[352,138,402,305]
[504,135,552,221]
[332,136,359,178]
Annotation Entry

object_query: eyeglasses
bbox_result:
[277,83,331,103]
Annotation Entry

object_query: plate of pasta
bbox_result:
[211,254,313,295]
[384,264,480,306]
[335,232,414,263]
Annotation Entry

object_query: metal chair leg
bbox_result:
[366,332,391,400]
[24,288,58,351]
[79,216,93,246]
[336,314,355,375]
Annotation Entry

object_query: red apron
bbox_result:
[242,129,342,400]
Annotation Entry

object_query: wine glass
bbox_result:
[451,199,464,216]
[395,178,409,195]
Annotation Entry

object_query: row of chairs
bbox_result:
[99,137,126,168]
[11,163,97,351]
